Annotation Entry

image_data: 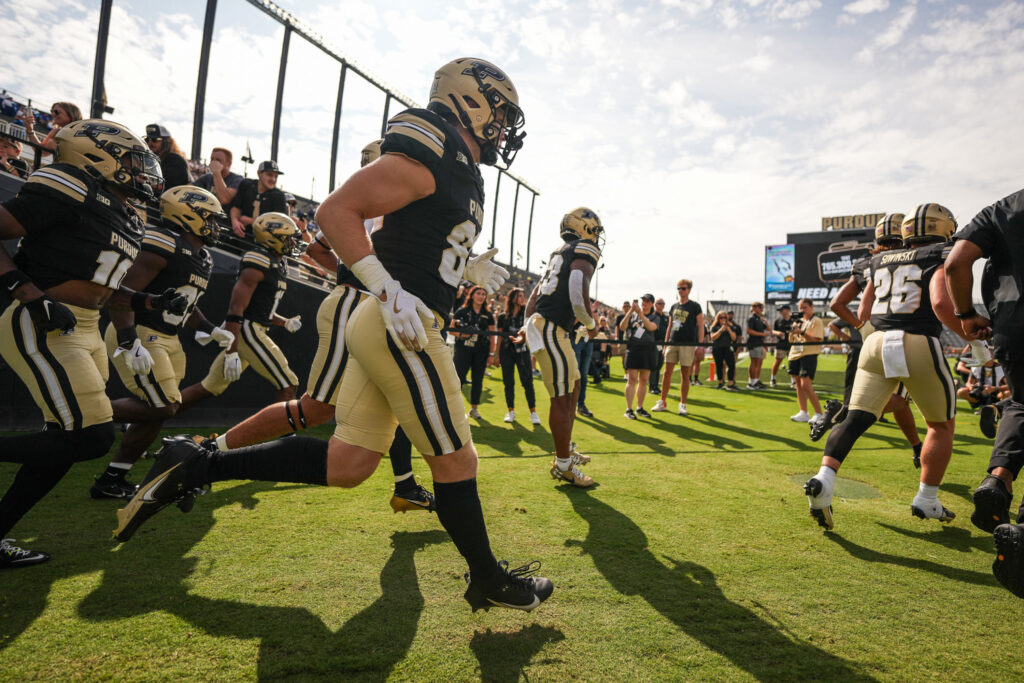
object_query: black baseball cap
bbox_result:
[145,123,171,140]
[284,192,296,204]
[258,160,283,174]
[641,293,655,302]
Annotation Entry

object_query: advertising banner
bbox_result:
[765,245,795,293]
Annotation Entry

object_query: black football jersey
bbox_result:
[869,242,951,338]
[851,255,870,290]
[534,239,602,331]
[239,249,288,326]
[372,108,485,318]
[134,224,213,335]
[2,163,145,291]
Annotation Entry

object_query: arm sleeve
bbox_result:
[568,268,596,329]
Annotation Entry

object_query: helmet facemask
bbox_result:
[451,62,526,167]
[102,137,163,200]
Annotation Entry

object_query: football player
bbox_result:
[202,141,435,514]
[0,119,184,566]
[804,204,964,530]
[89,186,233,499]
[812,214,923,467]
[177,212,303,411]
[112,58,553,612]
[524,208,602,487]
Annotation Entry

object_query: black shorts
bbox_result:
[788,355,818,379]
[625,345,658,371]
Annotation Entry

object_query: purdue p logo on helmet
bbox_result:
[428,58,526,167]
[560,207,604,248]
[253,212,305,257]
[901,204,956,245]
[55,119,163,200]
[874,213,905,247]
[161,185,226,246]
[360,140,382,168]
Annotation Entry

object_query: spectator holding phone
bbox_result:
[496,288,540,425]
[21,101,82,152]
[710,311,739,390]
[452,286,496,420]
[620,294,659,419]
[771,304,794,387]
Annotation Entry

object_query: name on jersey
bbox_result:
[879,249,918,265]
[189,273,209,289]
[469,199,483,225]
[110,232,139,259]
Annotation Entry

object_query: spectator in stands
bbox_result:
[285,193,298,216]
[746,302,770,389]
[229,160,288,238]
[194,147,243,206]
[788,298,825,423]
[0,91,15,117]
[21,101,81,152]
[771,304,794,387]
[957,357,1010,438]
[654,279,703,415]
[145,124,192,189]
[0,137,29,178]
[648,298,669,393]
[710,311,739,391]
[452,286,496,420]
[496,287,540,425]
[620,294,659,419]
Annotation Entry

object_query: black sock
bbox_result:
[0,463,72,538]
[0,428,69,465]
[823,409,877,464]
[434,479,498,580]
[389,428,416,493]
[208,436,328,485]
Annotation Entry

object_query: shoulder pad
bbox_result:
[141,227,178,256]
[572,240,601,266]
[381,108,448,169]
[22,164,92,204]
[241,250,272,271]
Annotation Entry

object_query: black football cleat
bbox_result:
[89,476,139,500]
[113,436,208,543]
[390,484,436,513]
[980,405,998,439]
[809,399,846,442]
[0,539,50,569]
[971,475,1012,533]
[993,524,1024,599]
[464,560,554,612]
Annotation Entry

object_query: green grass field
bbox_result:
[1,354,1020,681]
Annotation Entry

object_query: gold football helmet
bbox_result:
[55,119,163,200]
[161,185,226,246]
[902,204,956,244]
[428,58,525,167]
[253,212,305,256]
[874,213,905,247]
[361,140,382,167]
[560,207,604,248]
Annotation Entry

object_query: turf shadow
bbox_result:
[824,532,995,587]
[473,420,552,458]
[561,489,876,681]
[575,416,675,457]
[685,414,814,453]
[875,522,994,554]
[470,624,566,682]
[644,415,750,450]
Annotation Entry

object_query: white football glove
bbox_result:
[210,325,234,348]
[223,351,242,382]
[284,316,302,333]
[379,280,432,352]
[114,338,154,375]
[574,326,589,344]
[966,340,993,367]
[463,247,509,295]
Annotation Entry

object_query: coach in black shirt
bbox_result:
[229,160,288,238]
[746,303,770,389]
[947,190,1024,595]
[648,298,669,393]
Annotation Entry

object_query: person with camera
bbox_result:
[496,287,540,425]
[452,286,496,420]
[619,294,659,418]
[710,311,739,391]
[0,137,29,178]
[788,298,825,423]
[746,302,770,389]
[771,304,794,387]
[20,101,82,153]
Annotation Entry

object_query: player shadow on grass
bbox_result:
[77,498,447,680]
[470,624,566,682]
[824,532,995,588]
[561,489,876,681]
[473,421,553,458]
[578,417,676,457]
[875,522,994,554]
[644,415,750,451]
[686,414,815,453]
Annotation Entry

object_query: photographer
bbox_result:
[710,311,739,390]
[496,287,540,425]
[771,304,794,387]
[619,294,659,419]
[20,101,81,153]
[452,286,496,420]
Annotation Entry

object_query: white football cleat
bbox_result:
[804,476,834,530]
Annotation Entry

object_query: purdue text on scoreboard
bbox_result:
[821,214,885,230]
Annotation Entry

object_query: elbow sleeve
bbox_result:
[568,269,595,329]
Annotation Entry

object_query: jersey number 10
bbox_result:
[92,250,133,289]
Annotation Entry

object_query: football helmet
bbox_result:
[428,58,525,167]
[55,119,163,200]
[361,140,382,167]
[253,212,305,256]
[902,204,956,244]
[874,213,905,247]
[560,207,604,248]
[161,185,226,246]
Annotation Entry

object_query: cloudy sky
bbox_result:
[2,0,1021,306]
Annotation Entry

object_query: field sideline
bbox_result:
[1,354,1020,681]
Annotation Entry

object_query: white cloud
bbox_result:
[855,1,918,62]
[843,0,890,15]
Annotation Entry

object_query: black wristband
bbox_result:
[130,291,150,311]
[195,319,215,334]
[0,269,32,294]
[954,309,977,320]
[115,326,139,349]
[224,314,244,324]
